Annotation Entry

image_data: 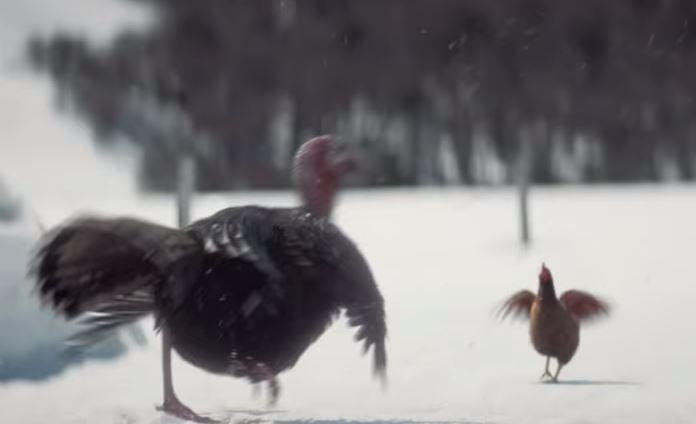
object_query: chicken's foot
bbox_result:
[550,361,564,383]
[540,356,553,380]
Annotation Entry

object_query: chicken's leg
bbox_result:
[157,329,219,423]
[550,361,564,383]
[540,356,553,380]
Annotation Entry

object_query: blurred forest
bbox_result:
[27,0,696,191]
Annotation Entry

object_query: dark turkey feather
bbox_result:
[29,206,387,385]
[29,216,199,347]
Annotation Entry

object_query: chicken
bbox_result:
[498,263,610,382]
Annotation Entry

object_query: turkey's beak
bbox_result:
[331,142,358,175]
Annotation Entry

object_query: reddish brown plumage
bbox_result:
[498,263,610,382]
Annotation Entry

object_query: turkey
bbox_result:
[30,135,387,423]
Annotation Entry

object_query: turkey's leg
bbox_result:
[540,356,553,380]
[159,152,215,422]
[157,329,219,423]
[252,362,280,407]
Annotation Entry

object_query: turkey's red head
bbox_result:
[293,135,356,218]
[539,263,553,285]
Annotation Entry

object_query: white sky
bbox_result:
[0,0,153,202]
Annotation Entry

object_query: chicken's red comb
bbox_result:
[539,262,552,284]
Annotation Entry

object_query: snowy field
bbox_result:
[1,186,696,424]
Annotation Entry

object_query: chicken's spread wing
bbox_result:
[560,290,610,322]
[498,290,536,321]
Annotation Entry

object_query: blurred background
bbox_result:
[18,0,696,192]
[2,0,696,423]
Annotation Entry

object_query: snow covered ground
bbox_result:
[1,186,696,424]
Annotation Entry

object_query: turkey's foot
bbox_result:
[157,396,219,423]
